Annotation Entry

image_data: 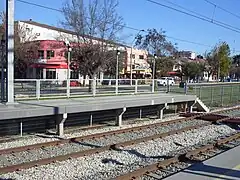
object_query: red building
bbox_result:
[27,40,78,81]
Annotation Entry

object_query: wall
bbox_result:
[125,47,151,75]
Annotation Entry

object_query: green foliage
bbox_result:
[155,57,175,77]
[217,42,231,78]
[232,54,240,65]
[182,61,204,80]
[135,29,177,78]
[205,42,231,80]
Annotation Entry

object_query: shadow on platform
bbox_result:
[183,162,240,180]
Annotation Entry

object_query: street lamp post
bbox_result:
[64,41,71,98]
[116,50,120,94]
[130,30,144,86]
[152,54,157,93]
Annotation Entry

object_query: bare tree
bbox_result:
[0,12,6,66]
[0,12,39,78]
[61,0,124,90]
[135,29,177,57]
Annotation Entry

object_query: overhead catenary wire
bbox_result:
[203,0,240,20]
[15,0,214,48]
[160,0,240,32]
[146,0,240,34]
[15,0,239,52]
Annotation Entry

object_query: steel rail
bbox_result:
[115,133,240,180]
[0,115,202,155]
[0,121,213,174]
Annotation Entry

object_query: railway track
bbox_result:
[0,106,239,145]
[0,117,211,173]
[0,107,239,179]
[115,133,240,180]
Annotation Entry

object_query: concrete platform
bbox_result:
[164,145,240,180]
[0,93,198,120]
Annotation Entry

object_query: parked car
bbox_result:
[62,80,80,87]
[157,77,175,86]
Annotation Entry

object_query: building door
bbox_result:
[36,68,43,79]
[46,69,56,79]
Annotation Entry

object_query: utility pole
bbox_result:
[116,50,120,94]
[151,54,157,93]
[64,41,71,98]
[6,0,15,104]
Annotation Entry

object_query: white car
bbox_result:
[157,77,175,86]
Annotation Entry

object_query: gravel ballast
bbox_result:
[0,124,236,180]
[0,115,181,150]
[0,119,205,168]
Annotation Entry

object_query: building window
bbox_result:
[46,69,56,79]
[38,50,44,59]
[71,71,79,79]
[139,55,144,59]
[47,50,55,59]
[131,54,135,59]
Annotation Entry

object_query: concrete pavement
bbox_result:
[0,93,198,120]
[165,145,240,180]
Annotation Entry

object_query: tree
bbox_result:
[232,54,240,65]
[155,57,175,77]
[205,50,217,82]
[104,50,126,78]
[218,42,231,80]
[205,42,231,82]
[0,11,39,78]
[230,54,240,80]
[61,0,124,91]
[135,28,177,78]
[182,61,204,81]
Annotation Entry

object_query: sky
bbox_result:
[1,0,240,55]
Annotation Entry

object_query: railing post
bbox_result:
[135,79,138,94]
[115,79,118,95]
[166,79,170,93]
[221,85,224,106]
[194,84,197,95]
[210,85,214,105]
[199,85,202,99]
[184,81,188,95]
[230,85,233,104]
[36,79,40,100]
[238,84,240,103]
[151,79,154,93]
[66,79,70,98]
[92,78,96,97]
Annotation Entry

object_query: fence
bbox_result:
[170,82,240,107]
[13,79,240,107]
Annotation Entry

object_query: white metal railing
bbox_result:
[14,79,159,100]
[13,79,240,100]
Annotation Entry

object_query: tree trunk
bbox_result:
[88,73,97,93]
